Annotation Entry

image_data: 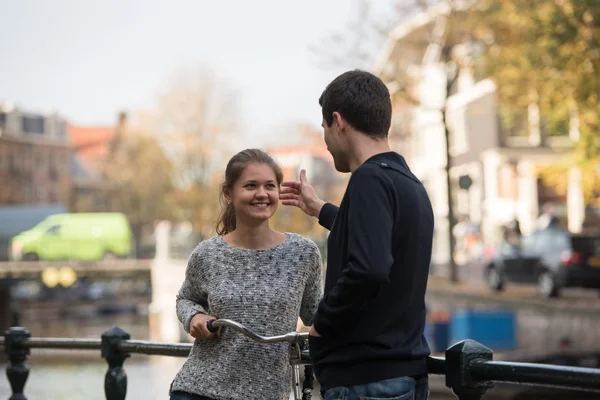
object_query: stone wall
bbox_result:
[426,282,600,353]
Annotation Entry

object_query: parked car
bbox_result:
[485,228,600,297]
[10,213,134,261]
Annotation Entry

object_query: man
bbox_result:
[280,70,433,400]
[536,202,559,231]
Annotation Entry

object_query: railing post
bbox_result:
[445,339,493,400]
[101,326,131,400]
[4,327,31,400]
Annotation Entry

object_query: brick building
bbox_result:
[0,103,72,205]
[68,122,117,212]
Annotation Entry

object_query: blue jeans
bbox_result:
[169,391,214,400]
[323,376,429,400]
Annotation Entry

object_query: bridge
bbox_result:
[1,324,600,400]
[1,260,600,356]
[0,259,151,278]
[0,259,152,335]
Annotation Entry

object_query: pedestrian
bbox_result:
[536,202,559,230]
[169,149,323,400]
[280,70,434,400]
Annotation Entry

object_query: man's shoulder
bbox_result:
[352,159,390,181]
[353,157,421,187]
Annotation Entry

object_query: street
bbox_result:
[430,261,600,306]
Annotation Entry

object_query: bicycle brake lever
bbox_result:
[207,319,219,333]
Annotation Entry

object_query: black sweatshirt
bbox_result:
[309,152,434,391]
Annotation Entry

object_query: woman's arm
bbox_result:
[176,251,210,334]
[299,242,324,327]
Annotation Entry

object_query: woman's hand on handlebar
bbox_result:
[190,313,221,340]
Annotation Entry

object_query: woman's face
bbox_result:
[225,163,280,225]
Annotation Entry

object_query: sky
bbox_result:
[1,0,395,147]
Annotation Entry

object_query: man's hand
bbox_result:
[189,313,220,340]
[280,169,325,218]
[309,325,321,337]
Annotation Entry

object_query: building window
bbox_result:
[55,120,66,139]
[23,145,32,173]
[498,105,528,137]
[22,115,45,135]
[540,108,569,137]
[0,145,6,172]
[35,185,49,202]
[36,150,48,170]
[537,176,566,205]
[60,150,69,175]
[6,147,14,173]
[11,150,19,172]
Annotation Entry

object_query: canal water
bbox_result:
[0,356,186,400]
[0,313,188,400]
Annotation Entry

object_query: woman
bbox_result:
[169,149,323,400]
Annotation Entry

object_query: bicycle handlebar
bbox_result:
[206,319,309,344]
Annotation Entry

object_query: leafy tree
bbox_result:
[312,0,600,280]
[471,0,600,205]
[102,129,175,252]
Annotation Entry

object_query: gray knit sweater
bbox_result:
[170,233,323,400]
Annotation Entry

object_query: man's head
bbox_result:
[319,70,392,172]
[543,202,555,215]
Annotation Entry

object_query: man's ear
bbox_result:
[332,112,346,134]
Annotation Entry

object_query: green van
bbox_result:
[10,213,134,261]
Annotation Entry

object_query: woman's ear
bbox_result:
[224,189,232,205]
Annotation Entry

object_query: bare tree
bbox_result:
[309,0,442,71]
[145,66,242,189]
[138,66,243,236]
[102,122,175,255]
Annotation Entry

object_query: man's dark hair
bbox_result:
[319,70,392,138]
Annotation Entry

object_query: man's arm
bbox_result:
[312,168,395,338]
[281,169,337,228]
[318,203,339,231]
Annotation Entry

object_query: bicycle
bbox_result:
[207,319,315,400]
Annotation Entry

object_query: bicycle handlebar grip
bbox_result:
[207,319,219,333]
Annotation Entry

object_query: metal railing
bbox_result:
[2,326,600,400]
